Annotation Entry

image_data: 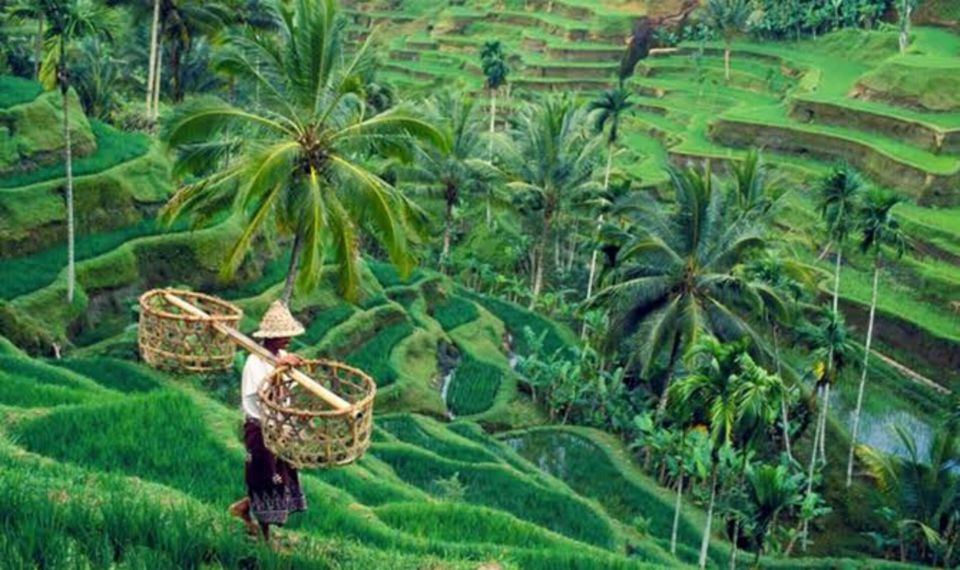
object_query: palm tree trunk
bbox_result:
[33,16,44,81]
[281,233,304,305]
[152,38,163,120]
[442,197,453,264]
[729,521,740,570]
[699,462,719,570]
[774,325,793,461]
[63,81,76,304]
[802,384,825,552]
[655,332,683,420]
[818,383,830,464]
[671,471,683,555]
[584,146,613,307]
[530,212,552,308]
[488,87,496,161]
[724,44,731,81]
[146,0,160,117]
[531,241,545,308]
[832,246,842,312]
[846,258,880,487]
[899,2,912,54]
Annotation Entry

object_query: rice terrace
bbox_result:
[1,0,959,568]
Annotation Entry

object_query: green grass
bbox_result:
[378,414,502,464]
[0,75,43,108]
[430,295,480,331]
[0,120,150,189]
[857,59,960,112]
[344,321,415,387]
[54,358,162,394]
[447,354,503,417]
[0,218,170,300]
[467,292,577,356]
[503,427,722,566]
[372,441,621,550]
[297,304,357,347]
[367,260,424,288]
[13,390,240,505]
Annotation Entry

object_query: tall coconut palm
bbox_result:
[161,0,444,305]
[670,337,784,570]
[704,0,751,81]
[38,0,117,303]
[585,85,633,301]
[817,163,863,313]
[594,164,785,415]
[797,306,854,550]
[479,40,508,170]
[504,95,602,307]
[745,252,809,461]
[401,91,501,266]
[845,189,907,487]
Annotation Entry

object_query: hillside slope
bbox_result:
[0,342,921,569]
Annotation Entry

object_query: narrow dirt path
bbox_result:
[873,350,952,395]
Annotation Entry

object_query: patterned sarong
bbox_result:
[243,418,307,525]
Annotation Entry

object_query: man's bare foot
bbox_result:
[228,499,260,537]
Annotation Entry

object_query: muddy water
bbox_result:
[830,390,934,462]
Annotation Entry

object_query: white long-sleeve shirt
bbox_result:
[241,351,285,420]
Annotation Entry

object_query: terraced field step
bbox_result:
[711,114,960,205]
[791,95,960,153]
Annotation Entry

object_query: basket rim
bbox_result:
[139,288,244,322]
[258,358,377,418]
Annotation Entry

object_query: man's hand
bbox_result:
[275,354,304,367]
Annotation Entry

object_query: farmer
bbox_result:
[229,300,307,543]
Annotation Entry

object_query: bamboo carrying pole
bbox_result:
[162,292,352,412]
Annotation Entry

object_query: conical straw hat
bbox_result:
[253,301,305,338]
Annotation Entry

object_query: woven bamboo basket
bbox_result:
[138,289,243,373]
[259,359,376,469]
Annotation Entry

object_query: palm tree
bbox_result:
[745,463,803,564]
[731,149,783,217]
[796,307,855,550]
[817,163,863,313]
[594,164,785,415]
[859,424,960,566]
[402,91,500,266]
[746,253,809,462]
[161,0,444,305]
[505,95,601,307]
[6,0,45,80]
[479,40,508,168]
[585,85,633,301]
[845,189,907,487]
[704,0,751,81]
[38,0,117,303]
[670,337,784,570]
[160,0,230,104]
